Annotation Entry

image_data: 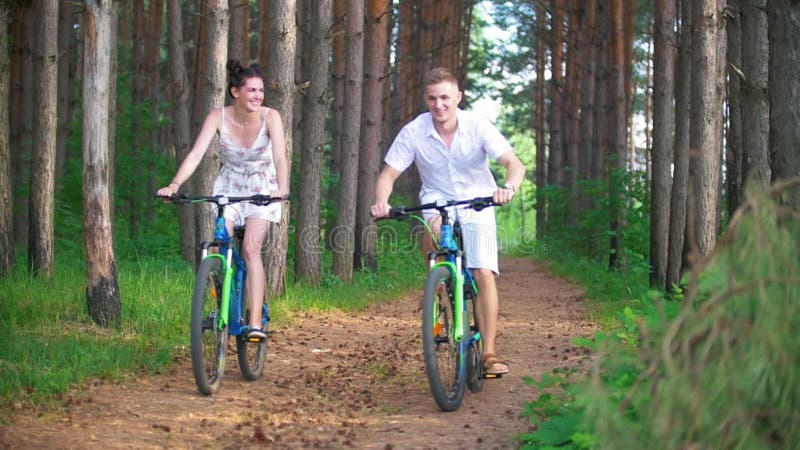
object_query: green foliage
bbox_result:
[519,193,800,449]
[537,168,651,275]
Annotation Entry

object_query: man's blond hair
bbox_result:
[423,67,459,88]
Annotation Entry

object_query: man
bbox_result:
[370,67,525,375]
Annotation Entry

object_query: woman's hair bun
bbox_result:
[226,59,243,75]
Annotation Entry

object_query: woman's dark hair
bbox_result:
[226,59,264,98]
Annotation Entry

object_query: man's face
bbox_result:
[424,80,462,126]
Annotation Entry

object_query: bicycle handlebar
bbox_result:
[378,196,497,220]
[155,193,290,206]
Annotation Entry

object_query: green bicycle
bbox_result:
[382,196,501,411]
[160,193,287,395]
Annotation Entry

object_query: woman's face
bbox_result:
[232,76,265,112]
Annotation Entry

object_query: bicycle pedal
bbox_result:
[484,373,503,379]
[247,336,265,343]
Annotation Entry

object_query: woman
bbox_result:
[157,60,289,339]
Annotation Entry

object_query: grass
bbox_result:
[0,219,425,414]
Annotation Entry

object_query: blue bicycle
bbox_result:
[161,193,287,395]
[382,196,500,411]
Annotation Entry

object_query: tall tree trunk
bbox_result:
[768,0,800,207]
[562,0,582,201]
[591,0,610,186]
[391,0,422,202]
[146,0,164,224]
[55,1,74,183]
[534,0,547,240]
[329,0,346,186]
[688,0,726,258]
[128,1,146,238]
[332,0,364,282]
[650,0,676,288]
[355,0,389,271]
[167,0,196,264]
[578,0,597,185]
[548,0,565,189]
[726,0,743,215]
[13,4,35,248]
[191,0,208,139]
[667,0,692,291]
[259,0,269,64]
[229,0,249,62]
[195,0,229,261]
[295,0,332,284]
[608,0,628,269]
[83,0,121,328]
[292,0,309,159]
[0,6,12,275]
[263,0,294,297]
[741,0,770,191]
[28,0,59,276]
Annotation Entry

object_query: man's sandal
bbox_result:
[481,353,509,375]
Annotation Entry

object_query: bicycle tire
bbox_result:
[237,297,267,381]
[191,257,229,395]
[422,265,467,411]
[465,294,485,393]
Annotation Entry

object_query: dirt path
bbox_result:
[0,256,594,449]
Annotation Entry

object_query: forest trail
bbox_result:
[0,256,594,449]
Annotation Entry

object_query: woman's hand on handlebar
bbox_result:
[156,185,178,201]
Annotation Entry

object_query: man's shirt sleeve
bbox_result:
[384,126,416,172]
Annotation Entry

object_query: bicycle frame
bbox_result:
[427,216,469,344]
[199,215,247,335]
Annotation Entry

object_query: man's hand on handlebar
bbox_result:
[370,202,392,219]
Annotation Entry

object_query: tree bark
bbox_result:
[768,0,800,207]
[195,0,228,261]
[28,0,59,276]
[0,6,12,275]
[688,0,726,258]
[146,0,164,224]
[264,0,295,296]
[650,0,676,287]
[548,0,565,189]
[355,0,390,272]
[726,0,743,215]
[534,0,547,240]
[667,0,692,290]
[740,0,770,191]
[332,0,364,282]
[295,0,332,284]
[167,0,197,264]
[608,0,628,269]
[578,0,597,185]
[55,0,74,183]
[329,0,346,186]
[83,0,121,327]
[13,4,35,248]
[259,0,269,65]
[229,0,249,62]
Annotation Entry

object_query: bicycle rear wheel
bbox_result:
[191,257,229,395]
[465,294,485,393]
[237,296,267,380]
[422,265,467,411]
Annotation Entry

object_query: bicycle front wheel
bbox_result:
[191,257,229,395]
[237,295,267,380]
[422,265,467,412]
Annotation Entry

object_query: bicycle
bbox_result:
[379,196,502,411]
[158,193,288,395]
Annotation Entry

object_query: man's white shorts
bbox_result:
[425,206,499,274]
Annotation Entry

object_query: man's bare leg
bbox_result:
[473,268,508,374]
